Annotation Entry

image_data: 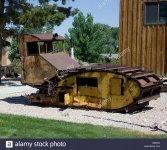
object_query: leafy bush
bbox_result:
[11,58,22,75]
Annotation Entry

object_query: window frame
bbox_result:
[25,41,55,56]
[144,2,167,25]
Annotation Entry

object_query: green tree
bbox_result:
[65,13,119,63]
[0,0,78,83]
[8,38,20,62]
[65,12,104,63]
[95,24,119,54]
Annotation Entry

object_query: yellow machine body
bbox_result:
[28,71,147,111]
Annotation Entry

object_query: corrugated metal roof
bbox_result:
[40,52,80,70]
[32,34,64,41]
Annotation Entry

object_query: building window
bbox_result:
[77,77,98,87]
[159,2,167,24]
[145,2,167,25]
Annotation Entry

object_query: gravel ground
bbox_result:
[0,79,167,135]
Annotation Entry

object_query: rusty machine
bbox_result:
[19,34,163,112]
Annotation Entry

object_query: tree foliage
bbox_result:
[8,38,20,62]
[95,23,119,54]
[65,12,104,63]
[65,12,119,63]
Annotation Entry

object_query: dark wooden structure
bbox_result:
[119,0,167,75]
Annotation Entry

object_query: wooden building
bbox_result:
[119,0,167,75]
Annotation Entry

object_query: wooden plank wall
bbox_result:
[119,0,167,75]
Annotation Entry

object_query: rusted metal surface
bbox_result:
[18,34,163,112]
[19,33,80,85]
[138,79,148,86]
[28,63,163,112]
[51,65,162,94]
[40,52,80,71]
[131,73,155,79]
[148,77,158,83]
[57,65,163,97]
[119,68,142,73]
[66,64,128,73]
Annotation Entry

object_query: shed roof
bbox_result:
[32,34,65,41]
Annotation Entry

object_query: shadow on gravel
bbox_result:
[128,107,154,114]
[1,77,20,81]
[1,96,29,105]
[0,96,67,110]
[0,78,22,87]
[83,115,167,134]
[1,96,43,107]
[0,82,23,87]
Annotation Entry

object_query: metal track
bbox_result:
[33,65,163,112]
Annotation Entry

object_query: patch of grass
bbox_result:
[0,113,167,138]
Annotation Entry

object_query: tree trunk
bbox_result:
[0,0,4,84]
[0,33,2,84]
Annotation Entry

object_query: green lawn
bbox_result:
[0,113,167,138]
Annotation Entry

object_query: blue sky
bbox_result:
[54,0,120,35]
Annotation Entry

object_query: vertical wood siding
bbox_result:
[119,0,167,75]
